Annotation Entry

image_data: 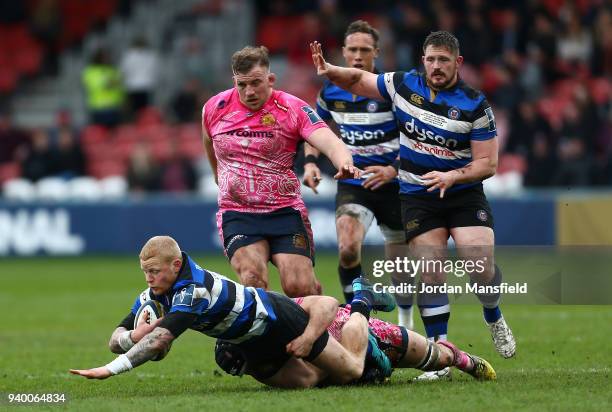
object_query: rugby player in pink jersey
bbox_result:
[294,296,495,382]
[202,46,359,297]
[214,291,496,386]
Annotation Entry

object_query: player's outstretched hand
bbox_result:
[302,163,322,194]
[422,170,458,198]
[286,334,314,359]
[69,366,112,380]
[310,41,329,75]
[362,165,397,191]
[334,163,362,180]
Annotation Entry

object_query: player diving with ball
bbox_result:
[70,236,495,387]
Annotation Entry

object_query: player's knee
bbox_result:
[240,270,267,289]
[293,369,320,388]
[338,362,364,383]
[283,279,314,298]
[338,242,360,268]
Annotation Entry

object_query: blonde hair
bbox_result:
[139,236,181,263]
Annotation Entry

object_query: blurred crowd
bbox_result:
[0,0,610,195]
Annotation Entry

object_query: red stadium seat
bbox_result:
[497,154,527,175]
[137,107,164,127]
[0,67,18,93]
[589,78,611,105]
[82,125,110,145]
[14,46,43,75]
[115,124,141,142]
[178,138,203,160]
[257,16,302,54]
[178,123,201,142]
[87,159,126,179]
[0,162,21,184]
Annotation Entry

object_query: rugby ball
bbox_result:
[134,300,166,329]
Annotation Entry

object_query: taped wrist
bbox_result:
[106,354,133,375]
[304,154,318,164]
[118,330,135,352]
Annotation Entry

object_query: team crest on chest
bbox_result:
[448,107,461,120]
[260,113,276,126]
[366,101,378,112]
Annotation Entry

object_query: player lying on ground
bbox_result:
[216,295,496,383]
[70,235,395,388]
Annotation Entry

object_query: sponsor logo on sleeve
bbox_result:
[301,105,323,124]
[485,107,496,132]
[173,284,196,307]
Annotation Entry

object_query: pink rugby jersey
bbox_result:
[202,88,327,213]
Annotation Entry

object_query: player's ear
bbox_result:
[373,47,380,59]
[268,72,276,86]
[456,55,464,67]
[172,257,182,274]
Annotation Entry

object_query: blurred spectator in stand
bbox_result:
[29,0,62,75]
[286,12,336,65]
[318,0,349,45]
[391,3,433,68]
[0,1,26,24]
[20,129,56,182]
[457,9,491,67]
[126,142,161,193]
[524,133,558,187]
[0,112,30,166]
[120,36,159,118]
[528,12,560,84]
[54,128,85,179]
[592,112,612,185]
[591,7,612,77]
[160,141,197,193]
[170,78,203,123]
[82,47,125,128]
[519,46,545,101]
[48,109,79,144]
[557,12,593,70]
[178,35,210,85]
[552,102,593,186]
[507,100,557,187]
[506,101,555,157]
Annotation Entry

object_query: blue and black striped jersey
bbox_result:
[316,80,399,186]
[376,70,497,195]
[131,252,276,343]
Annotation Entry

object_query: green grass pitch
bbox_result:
[1,254,610,411]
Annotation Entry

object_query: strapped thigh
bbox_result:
[415,340,441,371]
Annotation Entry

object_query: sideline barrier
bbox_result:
[0,197,555,256]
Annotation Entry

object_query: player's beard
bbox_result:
[427,70,457,90]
